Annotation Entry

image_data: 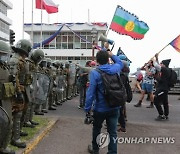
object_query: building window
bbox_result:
[81,57,86,60]
[68,43,73,49]
[62,43,67,49]
[33,30,98,50]
[0,19,9,34]
[62,57,67,60]
[75,57,80,60]
[0,3,7,15]
[62,35,67,42]
[68,57,74,60]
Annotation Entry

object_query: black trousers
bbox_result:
[154,90,169,116]
[118,104,125,128]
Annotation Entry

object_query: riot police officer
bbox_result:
[54,61,65,105]
[0,40,15,154]
[46,58,56,110]
[9,39,32,148]
[24,49,44,125]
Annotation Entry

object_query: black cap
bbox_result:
[161,59,171,67]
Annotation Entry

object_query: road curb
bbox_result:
[21,119,58,154]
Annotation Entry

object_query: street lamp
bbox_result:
[91,28,97,61]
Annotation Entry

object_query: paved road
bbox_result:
[30,93,180,154]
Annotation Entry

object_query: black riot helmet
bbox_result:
[12,39,32,57]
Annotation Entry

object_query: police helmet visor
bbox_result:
[0,53,9,63]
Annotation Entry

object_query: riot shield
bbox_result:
[34,72,51,102]
[68,63,76,86]
[0,106,10,145]
[55,74,66,93]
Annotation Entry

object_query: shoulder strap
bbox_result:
[95,68,104,75]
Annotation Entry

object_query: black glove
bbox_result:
[84,112,94,125]
[16,92,24,103]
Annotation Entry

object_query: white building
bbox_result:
[0,0,12,41]
[24,22,108,64]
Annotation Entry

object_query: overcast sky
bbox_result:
[8,0,180,72]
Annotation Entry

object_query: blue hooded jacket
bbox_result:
[84,55,124,112]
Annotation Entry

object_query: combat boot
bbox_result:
[11,139,26,148]
[56,101,61,105]
[35,111,44,115]
[52,104,58,107]
[30,120,39,125]
[12,112,27,148]
[134,100,142,107]
[20,131,28,136]
[23,121,35,128]
[48,106,56,110]
[41,109,48,113]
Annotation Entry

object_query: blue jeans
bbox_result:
[142,83,153,93]
[92,109,119,154]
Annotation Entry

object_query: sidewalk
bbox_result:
[16,117,58,154]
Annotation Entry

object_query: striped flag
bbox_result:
[169,35,180,53]
[110,5,149,40]
[36,0,58,14]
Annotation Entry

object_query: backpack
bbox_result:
[96,69,127,108]
[137,73,143,81]
[168,68,177,88]
[120,73,133,103]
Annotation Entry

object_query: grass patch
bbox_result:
[9,116,49,151]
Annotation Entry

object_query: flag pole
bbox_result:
[149,43,169,62]
[40,0,43,48]
[88,9,90,23]
[106,5,117,36]
[31,0,34,44]
[157,44,169,55]
[22,0,24,39]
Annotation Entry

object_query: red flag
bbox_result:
[36,0,58,14]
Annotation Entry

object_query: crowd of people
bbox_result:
[0,38,178,154]
[131,56,173,121]
[81,47,177,154]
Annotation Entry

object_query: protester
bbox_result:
[152,54,172,120]
[117,55,131,133]
[134,60,156,108]
[131,67,143,93]
[90,61,96,67]
[84,50,124,154]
